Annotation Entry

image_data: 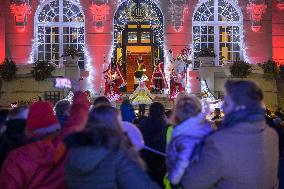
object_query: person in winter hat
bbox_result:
[0,87,90,188]
[166,95,212,185]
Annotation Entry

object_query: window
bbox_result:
[35,0,85,66]
[192,0,243,66]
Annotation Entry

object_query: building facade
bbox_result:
[0,0,283,94]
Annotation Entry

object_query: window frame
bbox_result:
[192,0,244,66]
[34,0,85,65]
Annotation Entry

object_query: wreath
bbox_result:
[61,46,80,59]
[0,58,17,81]
[230,60,252,78]
[195,48,216,58]
[31,60,55,81]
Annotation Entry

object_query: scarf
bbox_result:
[222,107,266,129]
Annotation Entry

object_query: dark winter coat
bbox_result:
[64,132,160,189]
[120,103,136,123]
[0,119,26,168]
[139,117,167,187]
[0,92,90,189]
[181,108,279,189]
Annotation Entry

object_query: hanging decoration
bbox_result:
[169,0,189,32]
[246,1,267,32]
[10,0,31,32]
[277,0,284,10]
[90,0,110,32]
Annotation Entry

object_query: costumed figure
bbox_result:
[130,81,155,116]
[106,58,126,88]
[169,69,185,101]
[151,59,168,92]
[104,67,121,102]
[134,56,148,87]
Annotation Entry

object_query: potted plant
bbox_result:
[258,60,280,79]
[62,46,80,65]
[196,47,216,66]
[0,58,17,81]
[230,60,252,78]
[31,60,55,81]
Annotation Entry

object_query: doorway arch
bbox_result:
[113,0,164,92]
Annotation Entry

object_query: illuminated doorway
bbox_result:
[114,0,164,92]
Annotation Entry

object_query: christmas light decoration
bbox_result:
[10,1,31,32]
[192,0,249,65]
[200,79,222,113]
[109,0,171,94]
[90,1,110,32]
[277,0,284,10]
[246,1,267,32]
[29,0,95,94]
[169,0,189,32]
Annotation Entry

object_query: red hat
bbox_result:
[26,101,59,132]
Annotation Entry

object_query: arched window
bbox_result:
[192,0,243,66]
[35,0,85,65]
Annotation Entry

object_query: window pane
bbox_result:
[128,32,138,43]
[141,32,151,43]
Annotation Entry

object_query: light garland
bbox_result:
[169,0,189,32]
[29,0,95,94]
[200,79,222,113]
[110,0,171,94]
[246,1,267,32]
[192,0,249,65]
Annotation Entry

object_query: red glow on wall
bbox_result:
[90,4,110,33]
[10,3,31,32]
[0,15,5,63]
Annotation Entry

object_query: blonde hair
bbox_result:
[173,95,202,125]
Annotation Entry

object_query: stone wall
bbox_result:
[0,65,68,107]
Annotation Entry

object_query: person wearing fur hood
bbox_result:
[166,95,213,186]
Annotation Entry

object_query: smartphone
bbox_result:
[55,78,72,89]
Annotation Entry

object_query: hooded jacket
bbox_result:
[0,92,90,189]
[166,113,212,185]
[64,132,160,189]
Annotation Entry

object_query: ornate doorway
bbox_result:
[113,0,164,92]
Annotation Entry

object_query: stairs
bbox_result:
[116,93,174,112]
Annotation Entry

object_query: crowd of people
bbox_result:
[0,80,283,189]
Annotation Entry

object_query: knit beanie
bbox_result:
[26,101,59,136]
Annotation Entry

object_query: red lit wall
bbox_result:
[0,4,5,62]
[272,1,284,65]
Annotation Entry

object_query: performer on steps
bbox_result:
[151,59,167,93]
[130,81,155,117]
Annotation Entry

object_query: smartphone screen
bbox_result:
[55,78,72,89]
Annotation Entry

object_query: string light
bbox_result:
[29,0,95,94]
[110,0,171,94]
[192,0,249,65]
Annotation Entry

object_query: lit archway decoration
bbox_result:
[10,1,31,32]
[246,1,267,32]
[277,0,284,10]
[169,0,189,32]
[90,1,110,32]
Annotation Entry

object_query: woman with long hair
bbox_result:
[64,105,159,189]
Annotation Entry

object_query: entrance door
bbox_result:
[126,48,152,92]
